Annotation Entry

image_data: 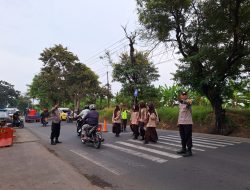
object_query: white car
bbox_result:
[5,108,19,118]
[0,109,12,123]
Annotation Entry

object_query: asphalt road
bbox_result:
[25,121,250,190]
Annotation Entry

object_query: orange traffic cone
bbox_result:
[102,118,108,132]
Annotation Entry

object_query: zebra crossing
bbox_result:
[103,134,242,164]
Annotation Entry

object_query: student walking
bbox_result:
[138,101,147,140]
[144,103,158,144]
[130,104,140,139]
[112,105,121,137]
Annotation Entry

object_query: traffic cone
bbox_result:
[102,118,108,132]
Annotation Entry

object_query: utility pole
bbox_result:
[100,53,112,108]
[107,70,110,108]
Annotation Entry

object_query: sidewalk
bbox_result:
[0,128,106,190]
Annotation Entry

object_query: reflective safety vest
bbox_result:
[121,110,128,119]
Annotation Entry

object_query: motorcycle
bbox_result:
[81,124,104,149]
[76,117,84,136]
[12,117,24,128]
[41,117,48,127]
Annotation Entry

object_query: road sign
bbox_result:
[134,89,138,97]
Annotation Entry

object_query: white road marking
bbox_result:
[157,140,203,151]
[116,142,182,159]
[159,137,217,149]
[128,139,179,152]
[166,134,241,144]
[159,136,226,147]
[104,143,167,163]
[70,149,121,175]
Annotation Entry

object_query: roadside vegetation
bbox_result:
[1,1,249,138]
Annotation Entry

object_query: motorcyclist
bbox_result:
[77,105,90,119]
[12,111,21,127]
[76,105,90,134]
[81,104,99,140]
[41,109,49,127]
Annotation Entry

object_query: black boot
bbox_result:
[177,149,186,154]
[51,139,56,145]
[183,150,192,157]
[55,138,62,144]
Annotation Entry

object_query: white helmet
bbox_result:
[89,104,96,110]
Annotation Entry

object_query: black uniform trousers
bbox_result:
[121,119,127,131]
[179,124,193,151]
[139,121,145,139]
[50,122,61,140]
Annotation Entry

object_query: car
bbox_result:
[25,109,41,122]
[0,109,12,123]
[58,108,70,121]
[5,108,19,119]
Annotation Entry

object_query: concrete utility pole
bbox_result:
[100,53,112,108]
[106,70,110,108]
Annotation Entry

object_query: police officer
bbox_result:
[50,103,62,145]
[177,91,193,157]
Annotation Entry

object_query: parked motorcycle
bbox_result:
[81,124,103,149]
[12,118,24,128]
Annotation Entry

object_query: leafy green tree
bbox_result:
[38,44,80,104]
[16,95,32,113]
[66,62,100,110]
[159,85,181,107]
[29,44,103,110]
[112,52,159,103]
[224,79,250,108]
[28,73,52,107]
[0,80,20,108]
[137,0,250,133]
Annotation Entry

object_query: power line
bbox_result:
[83,37,127,63]
[84,41,129,66]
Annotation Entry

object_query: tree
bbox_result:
[29,44,102,110]
[38,44,80,104]
[28,73,52,107]
[17,95,32,113]
[66,62,100,111]
[159,85,181,107]
[137,0,250,134]
[224,79,250,108]
[112,51,160,104]
[0,80,20,108]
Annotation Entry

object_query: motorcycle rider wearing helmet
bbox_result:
[77,105,90,119]
[81,104,99,139]
[76,105,90,127]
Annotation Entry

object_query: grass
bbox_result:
[99,105,214,124]
[157,105,213,124]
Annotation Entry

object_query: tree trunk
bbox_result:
[213,100,224,135]
[205,89,225,135]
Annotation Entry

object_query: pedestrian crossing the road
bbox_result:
[103,134,242,164]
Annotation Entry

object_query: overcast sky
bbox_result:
[0,0,178,95]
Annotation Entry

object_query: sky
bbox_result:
[0,0,178,95]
